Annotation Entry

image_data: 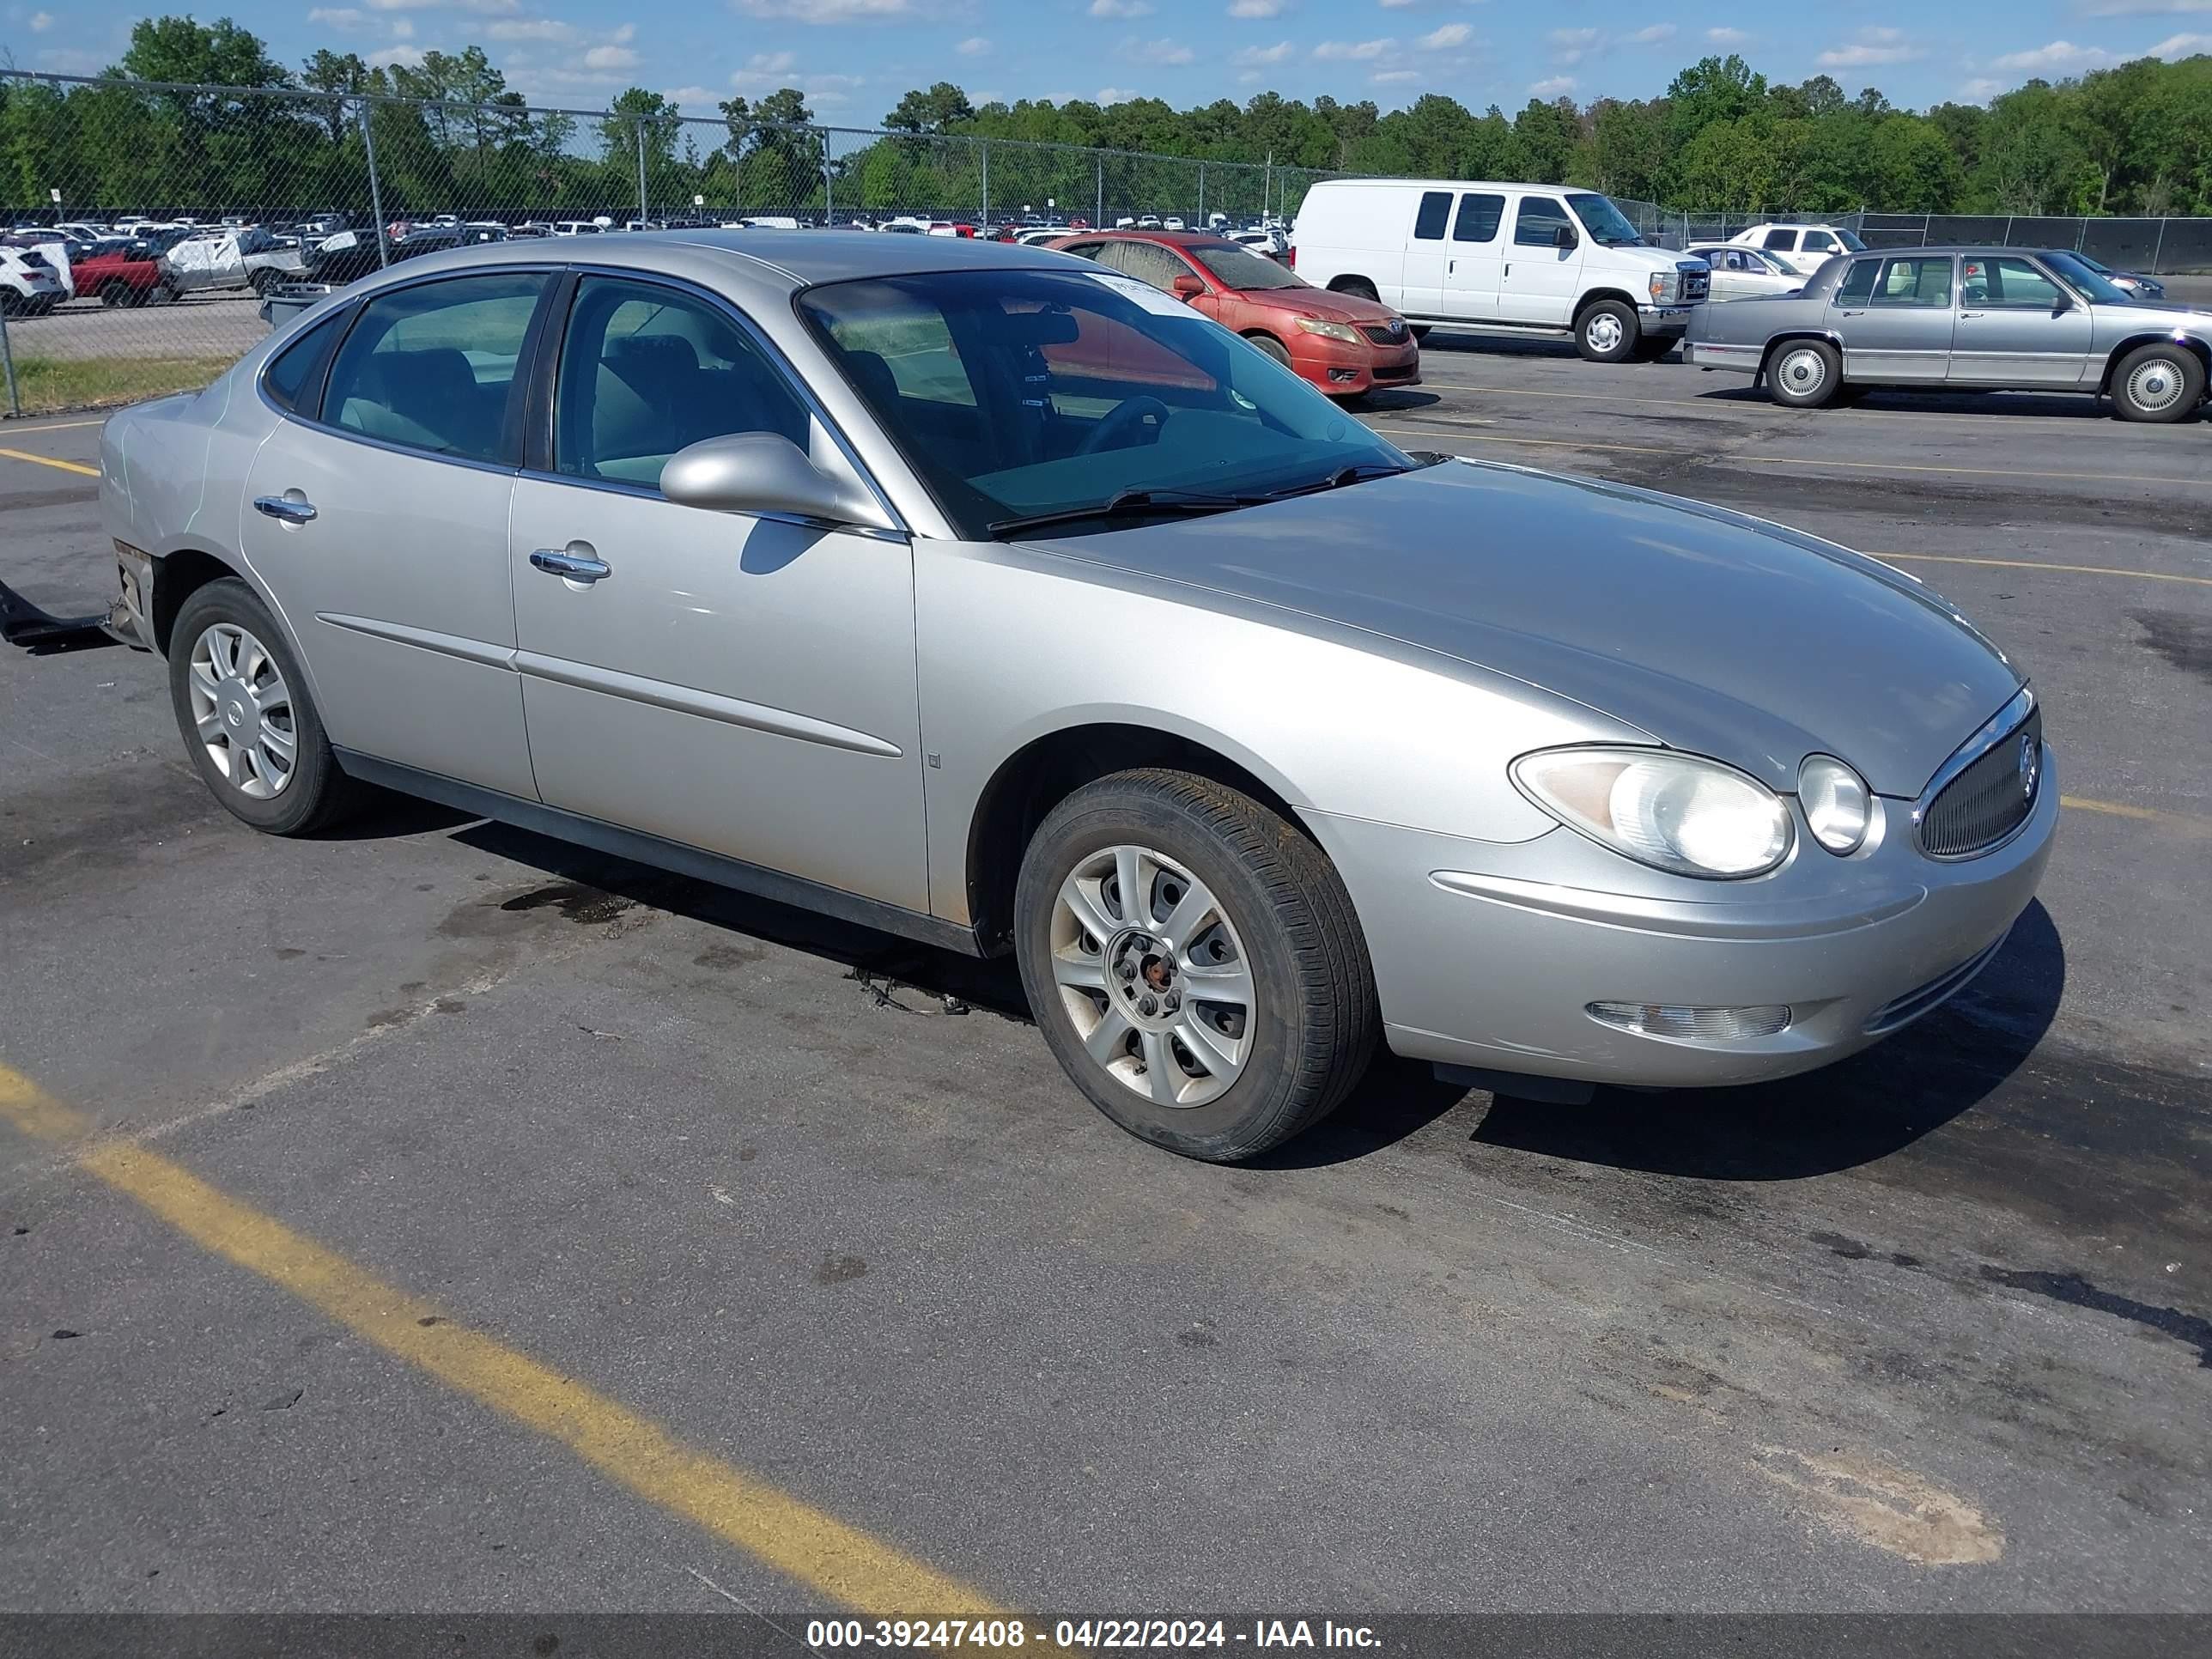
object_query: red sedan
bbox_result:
[1049,228,1419,398]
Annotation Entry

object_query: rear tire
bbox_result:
[1014,769,1378,1164]
[1409,324,1431,342]
[2109,343,2204,423]
[99,280,132,308]
[1330,277,1379,303]
[167,578,365,837]
[1576,300,1640,363]
[1767,339,1841,408]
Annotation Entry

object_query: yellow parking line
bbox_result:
[0,447,100,478]
[0,1063,1024,1621]
[1364,422,2212,489]
[3,417,107,433]
[2062,794,2211,832]
[1877,553,2212,588]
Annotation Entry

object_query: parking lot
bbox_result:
[2,337,2207,1638]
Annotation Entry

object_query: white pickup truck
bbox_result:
[1291,178,1711,362]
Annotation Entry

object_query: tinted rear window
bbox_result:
[1413,191,1451,241]
[263,313,344,415]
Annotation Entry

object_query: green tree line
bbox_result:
[3,15,2210,221]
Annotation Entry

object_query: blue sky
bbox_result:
[7,2,2212,121]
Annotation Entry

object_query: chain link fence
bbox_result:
[0,70,1338,415]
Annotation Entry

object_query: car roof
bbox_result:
[1068,228,1234,247]
[349,227,1077,300]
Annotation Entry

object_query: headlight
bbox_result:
[1294,317,1363,345]
[1797,755,1871,855]
[1649,270,1680,303]
[1511,748,1793,879]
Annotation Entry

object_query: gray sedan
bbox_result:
[97,232,2054,1161]
[1682,244,2211,420]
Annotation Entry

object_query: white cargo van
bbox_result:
[1291,179,1711,362]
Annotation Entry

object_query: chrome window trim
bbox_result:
[553,262,909,537]
[1910,685,2039,860]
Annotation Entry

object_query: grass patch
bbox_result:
[3,354,239,416]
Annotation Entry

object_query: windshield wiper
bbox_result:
[1261,459,1416,501]
[988,487,1261,539]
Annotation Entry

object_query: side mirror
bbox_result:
[660,432,890,530]
[2051,295,2073,315]
[1171,273,1205,302]
[1553,224,1579,251]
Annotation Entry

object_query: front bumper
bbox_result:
[1308,751,2059,1090]
[1290,333,1421,395]
[1638,303,1697,337]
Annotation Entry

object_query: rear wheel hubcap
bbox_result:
[188,622,297,799]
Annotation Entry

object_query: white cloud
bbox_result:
[726,57,866,102]
[34,47,103,73]
[1233,40,1294,65]
[957,34,990,53]
[1371,68,1419,83]
[368,45,427,66]
[486,18,577,41]
[1418,22,1472,50]
[1228,0,1285,15]
[1627,24,1675,45]
[1547,27,1601,64]
[2150,30,2212,53]
[747,50,799,73]
[392,17,415,37]
[1956,76,2005,100]
[1088,0,1152,15]
[367,0,519,10]
[307,6,371,27]
[1312,37,1394,60]
[733,0,924,20]
[1706,27,1750,46]
[27,9,53,29]
[1528,75,1577,96]
[662,85,723,109]
[1096,86,1139,102]
[1817,29,1923,68]
[1988,40,2111,72]
[1377,0,1417,8]
[2083,0,2212,13]
[583,43,640,69]
[1126,36,1195,64]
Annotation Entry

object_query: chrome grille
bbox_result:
[1680,268,1709,302]
[1918,703,2041,859]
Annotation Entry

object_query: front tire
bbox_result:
[1768,339,1841,408]
[1576,300,1640,363]
[1014,769,1378,1163]
[2110,343,2204,423]
[1245,331,1293,369]
[167,578,364,836]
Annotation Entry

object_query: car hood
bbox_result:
[1027,459,2022,798]
[1255,287,1399,325]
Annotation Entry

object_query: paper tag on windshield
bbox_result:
[1086,271,1195,318]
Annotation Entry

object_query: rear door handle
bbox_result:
[252,495,317,525]
[530,545,611,584]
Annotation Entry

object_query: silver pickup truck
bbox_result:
[1680,244,2212,422]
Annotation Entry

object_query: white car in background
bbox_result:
[1685,244,1805,300]
[1727,222,1867,276]
[0,242,65,313]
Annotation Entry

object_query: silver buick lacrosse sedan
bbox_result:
[96,232,2054,1161]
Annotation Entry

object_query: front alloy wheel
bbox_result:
[1048,843,1255,1109]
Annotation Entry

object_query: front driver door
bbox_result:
[239,268,554,799]
[1951,255,2093,386]
[507,272,930,914]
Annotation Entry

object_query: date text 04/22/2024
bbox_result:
[805,1619,1382,1649]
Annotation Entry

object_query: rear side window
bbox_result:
[1452,193,1504,243]
[1763,228,1797,252]
[1413,191,1452,241]
[1512,198,1572,248]
[322,271,548,464]
[1870,256,1954,308]
[1834,259,1879,305]
[262,313,344,415]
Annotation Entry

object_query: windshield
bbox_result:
[1834,228,1868,251]
[1741,246,1797,276]
[2042,250,2135,305]
[1565,193,1644,246]
[799,268,1411,540]
[1186,241,1305,290]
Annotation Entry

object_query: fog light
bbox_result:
[1587,1001,1791,1041]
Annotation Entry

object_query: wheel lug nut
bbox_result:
[1118,962,1137,980]
[1138,994,1158,1016]
[1162,994,1178,1012]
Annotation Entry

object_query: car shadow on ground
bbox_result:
[367,810,2063,1185]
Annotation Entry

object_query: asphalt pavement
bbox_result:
[1,344,2207,1641]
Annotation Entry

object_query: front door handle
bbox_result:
[530,545,611,584]
[1960,310,1987,319]
[253,495,317,525]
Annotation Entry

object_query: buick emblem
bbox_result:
[2017,734,2039,801]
